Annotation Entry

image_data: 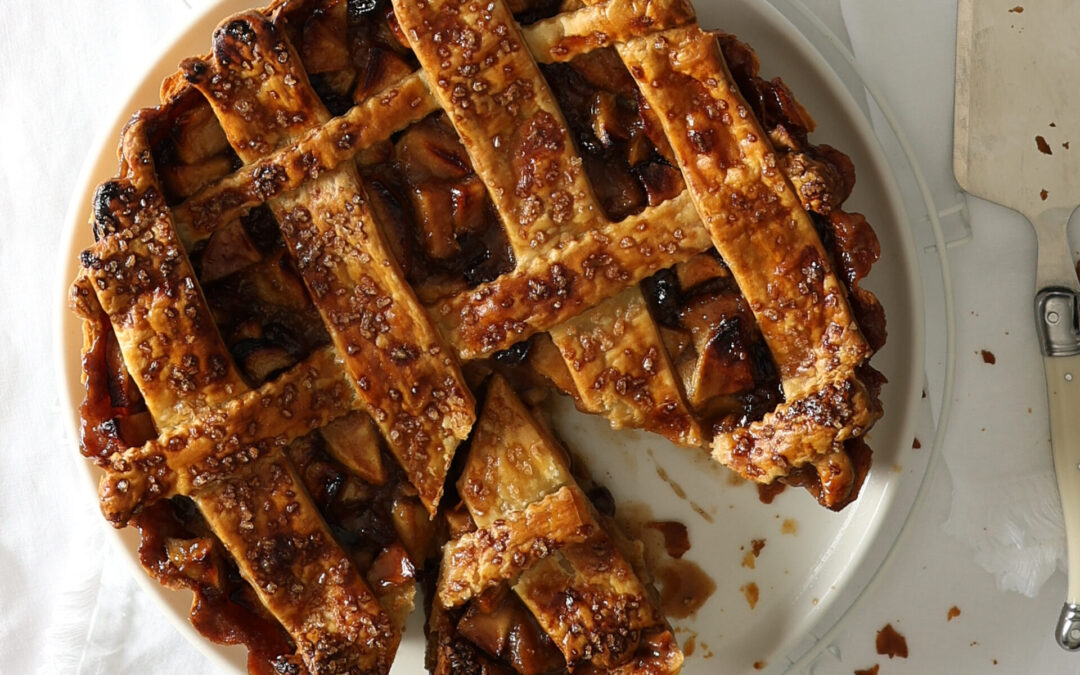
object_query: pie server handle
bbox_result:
[1047,351,1080,650]
[1028,207,1080,650]
[1038,291,1080,650]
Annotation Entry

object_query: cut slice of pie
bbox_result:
[430,376,682,674]
[69,0,887,671]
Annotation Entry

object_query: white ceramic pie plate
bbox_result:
[55,1,929,673]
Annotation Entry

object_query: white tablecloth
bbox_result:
[2,0,1076,672]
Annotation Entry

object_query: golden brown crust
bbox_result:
[445,376,677,671]
[612,25,870,395]
[71,0,890,668]
[512,540,659,670]
[196,452,394,674]
[433,190,710,357]
[182,12,474,513]
[576,627,684,675]
[97,346,356,525]
[605,23,874,480]
[549,287,702,445]
[458,376,576,523]
[524,0,697,64]
[78,169,247,428]
[438,485,596,608]
[713,375,873,482]
[394,0,701,443]
[80,111,398,671]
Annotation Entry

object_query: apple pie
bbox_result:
[69,0,886,671]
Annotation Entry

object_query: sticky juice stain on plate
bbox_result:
[947,605,961,621]
[854,666,879,675]
[657,559,716,618]
[683,635,696,657]
[615,501,653,539]
[740,538,767,568]
[756,481,786,504]
[876,623,909,659]
[752,538,766,556]
[646,520,690,558]
[690,503,714,524]
[781,518,798,535]
[647,449,714,523]
[740,582,759,609]
[753,660,766,670]
[654,465,687,499]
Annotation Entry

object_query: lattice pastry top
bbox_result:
[70,0,886,671]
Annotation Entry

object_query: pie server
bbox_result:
[953,0,1080,650]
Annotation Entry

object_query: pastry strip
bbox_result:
[78,115,395,673]
[547,287,702,444]
[591,627,685,675]
[605,23,874,473]
[196,452,394,674]
[183,12,474,512]
[394,0,699,442]
[524,0,696,63]
[610,25,871,397]
[98,346,355,524]
[455,377,669,669]
[714,375,872,481]
[173,0,698,244]
[438,484,596,608]
[432,190,709,355]
[79,176,247,428]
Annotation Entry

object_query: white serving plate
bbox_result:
[55,1,932,673]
